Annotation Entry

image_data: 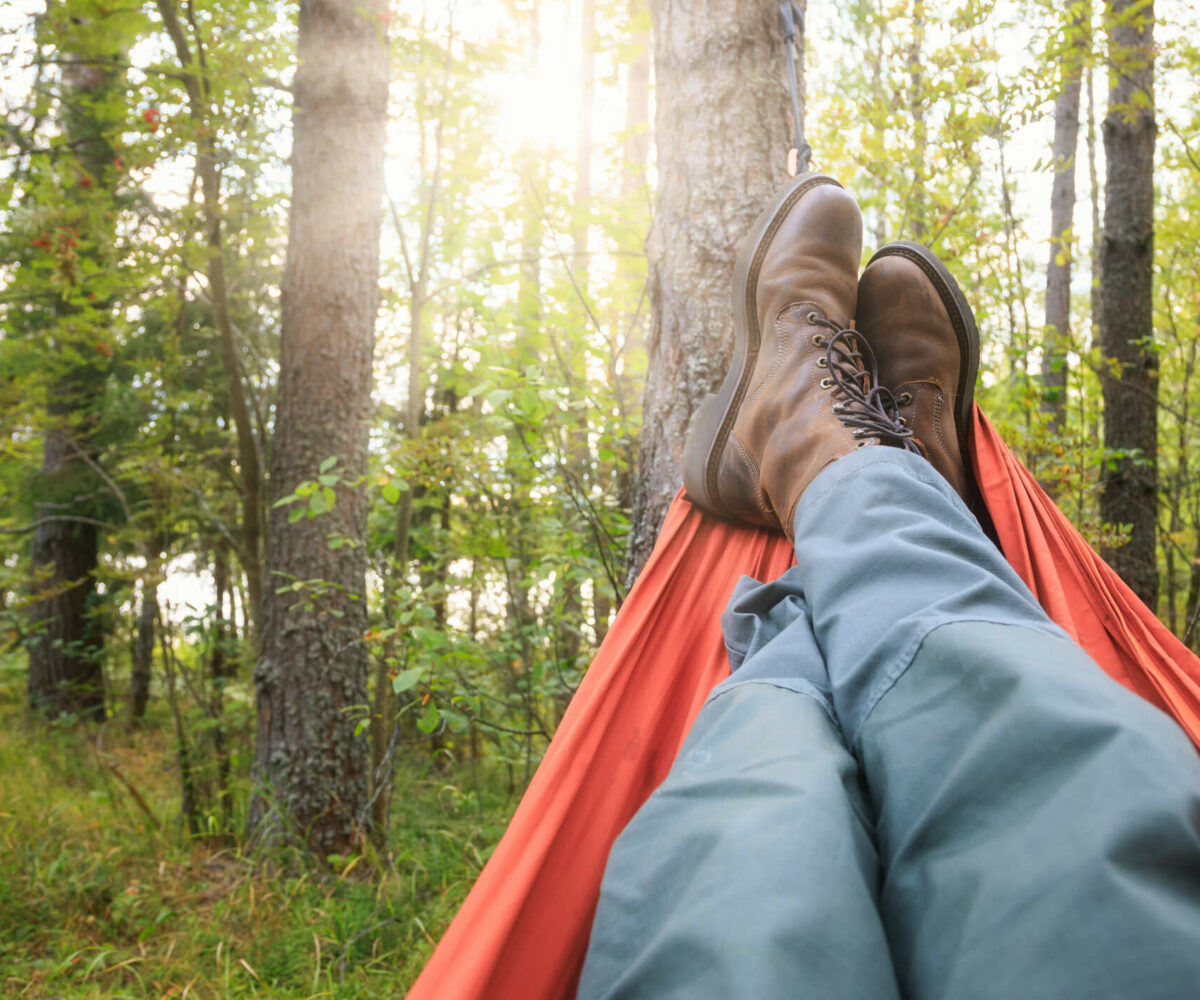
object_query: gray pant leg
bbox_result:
[861,621,1200,1000]
[579,682,902,1000]
[788,448,1200,998]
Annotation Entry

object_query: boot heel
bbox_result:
[682,390,729,511]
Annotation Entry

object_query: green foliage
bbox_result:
[0,654,515,997]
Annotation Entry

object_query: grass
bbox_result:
[0,665,520,999]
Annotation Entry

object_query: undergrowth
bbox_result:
[0,659,518,999]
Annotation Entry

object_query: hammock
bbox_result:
[406,406,1200,1000]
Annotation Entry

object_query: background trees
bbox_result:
[2,0,1200,993]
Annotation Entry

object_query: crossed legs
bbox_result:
[581,450,1200,999]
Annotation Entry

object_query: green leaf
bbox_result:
[353,719,369,737]
[392,667,422,693]
[381,482,400,505]
[319,456,338,473]
[485,388,513,409]
[288,507,305,524]
[318,473,339,487]
[417,702,440,733]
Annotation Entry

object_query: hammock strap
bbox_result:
[778,1,812,176]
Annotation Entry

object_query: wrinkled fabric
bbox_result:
[865,622,1200,1000]
[405,406,1200,1000]
[789,445,1065,745]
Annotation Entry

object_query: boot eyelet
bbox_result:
[812,334,827,347]
[899,417,908,426]
[816,357,828,368]
[898,392,913,405]
[856,440,869,449]
[819,377,833,389]
[832,402,844,413]
[807,311,820,324]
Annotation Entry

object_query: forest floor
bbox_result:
[0,656,518,999]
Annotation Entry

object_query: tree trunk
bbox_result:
[1099,0,1157,610]
[626,0,792,581]
[1041,1,1087,433]
[250,0,389,855]
[906,0,928,242]
[1087,61,1101,347]
[130,577,157,721]
[28,487,104,719]
[560,0,596,669]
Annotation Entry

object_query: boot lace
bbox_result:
[813,318,922,454]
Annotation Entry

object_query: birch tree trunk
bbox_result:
[250,0,390,854]
[1099,0,1157,610]
[626,0,792,580]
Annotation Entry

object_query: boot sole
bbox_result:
[682,173,843,520]
[865,240,980,461]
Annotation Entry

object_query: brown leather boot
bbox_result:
[855,241,980,502]
[683,175,918,536]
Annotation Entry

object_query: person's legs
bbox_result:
[791,446,1200,999]
[578,576,902,1000]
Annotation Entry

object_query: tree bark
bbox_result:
[250,0,389,855]
[1041,0,1087,434]
[130,577,156,721]
[28,487,104,719]
[626,0,792,581]
[1099,0,1157,609]
[906,0,928,242]
[561,0,596,669]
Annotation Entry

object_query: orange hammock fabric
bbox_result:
[406,407,1200,1000]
